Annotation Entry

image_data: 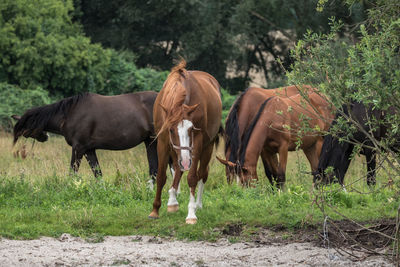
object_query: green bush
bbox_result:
[221,88,236,122]
[0,0,112,96]
[0,0,168,97]
[100,51,169,95]
[0,83,52,130]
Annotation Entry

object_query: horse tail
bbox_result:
[239,97,275,167]
[224,87,252,163]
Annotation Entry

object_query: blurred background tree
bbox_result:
[73,0,367,93]
[0,0,381,130]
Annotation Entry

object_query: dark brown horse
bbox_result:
[148,60,222,224]
[217,85,309,184]
[225,91,334,187]
[13,91,159,178]
[314,102,399,186]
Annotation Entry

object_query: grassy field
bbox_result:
[0,132,398,241]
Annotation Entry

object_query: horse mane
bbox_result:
[239,97,275,167]
[13,93,89,144]
[158,59,189,134]
[224,87,252,163]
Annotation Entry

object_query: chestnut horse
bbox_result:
[148,60,222,224]
[229,92,333,187]
[217,85,312,184]
[13,91,159,178]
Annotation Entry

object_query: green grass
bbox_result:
[0,133,399,240]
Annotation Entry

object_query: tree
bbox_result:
[75,0,367,93]
[0,0,168,97]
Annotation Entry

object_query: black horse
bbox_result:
[314,102,398,186]
[13,91,159,178]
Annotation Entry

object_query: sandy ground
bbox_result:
[0,234,393,267]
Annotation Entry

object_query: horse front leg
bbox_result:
[84,149,102,178]
[70,147,83,175]
[149,141,169,219]
[261,149,276,185]
[167,153,183,213]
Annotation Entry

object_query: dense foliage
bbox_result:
[0,0,169,128]
[0,0,109,96]
[74,0,367,92]
[0,0,167,97]
[0,83,51,130]
[288,0,400,173]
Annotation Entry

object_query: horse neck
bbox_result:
[239,97,274,166]
[44,113,63,134]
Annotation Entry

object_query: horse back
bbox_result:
[63,91,157,150]
[186,71,222,139]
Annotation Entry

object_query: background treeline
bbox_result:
[0,0,377,129]
[74,0,368,92]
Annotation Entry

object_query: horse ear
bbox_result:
[11,115,21,121]
[183,104,199,116]
[216,156,236,167]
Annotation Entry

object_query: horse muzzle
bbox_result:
[179,159,192,171]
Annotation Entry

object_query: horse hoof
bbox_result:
[186,218,197,224]
[148,211,159,219]
[167,204,179,213]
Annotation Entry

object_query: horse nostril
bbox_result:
[179,159,192,170]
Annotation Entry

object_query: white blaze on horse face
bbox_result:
[177,119,193,171]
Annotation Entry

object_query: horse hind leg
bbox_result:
[168,157,181,194]
[194,144,213,218]
[186,143,212,224]
[84,149,102,178]
[144,138,158,189]
[70,147,84,175]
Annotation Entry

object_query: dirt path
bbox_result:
[0,234,392,266]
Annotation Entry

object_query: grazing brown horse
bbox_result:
[225,91,333,187]
[148,60,222,224]
[13,91,159,178]
[217,85,312,184]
